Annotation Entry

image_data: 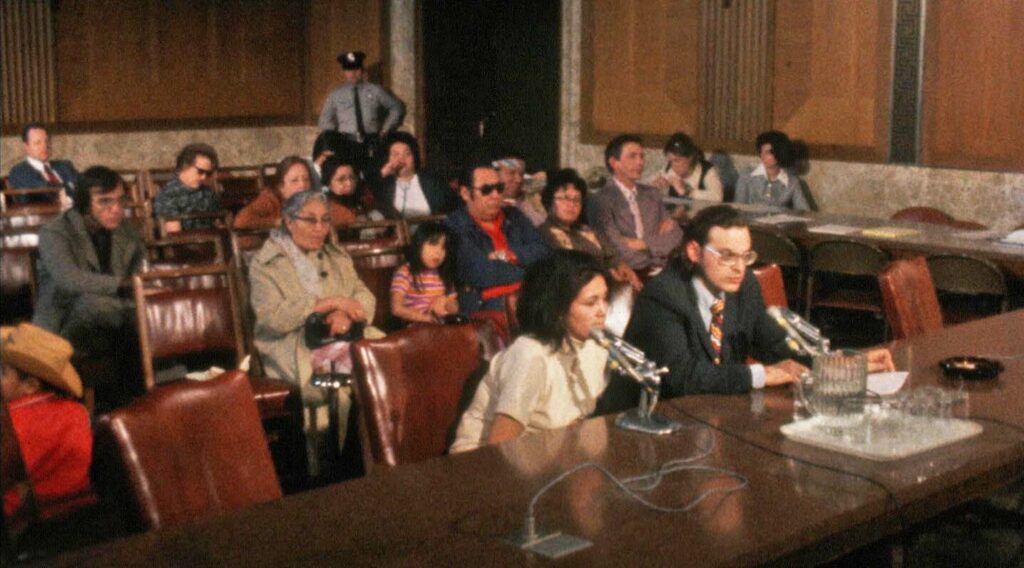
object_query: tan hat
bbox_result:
[1,324,83,398]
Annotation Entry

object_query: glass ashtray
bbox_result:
[938,356,1003,381]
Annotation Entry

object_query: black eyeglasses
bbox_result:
[474,183,504,196]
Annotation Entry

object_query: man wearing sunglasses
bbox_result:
[444,162,549,315]
[153,143,221,233]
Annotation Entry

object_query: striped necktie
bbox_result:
[709,299,725,364]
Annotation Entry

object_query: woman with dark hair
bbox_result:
[450,250,611,452]
[320,154,380,227]
[734,130,809,211]
[650,132,723,202]
[374,131,457,219]
[234,156,314,229]
[539,168,642,291]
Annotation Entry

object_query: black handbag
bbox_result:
[303,312,366,349]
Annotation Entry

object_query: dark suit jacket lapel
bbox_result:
[661,270,717,362]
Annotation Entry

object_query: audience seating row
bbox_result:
[748,229,1008,336]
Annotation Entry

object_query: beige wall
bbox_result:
[2,126,318,174]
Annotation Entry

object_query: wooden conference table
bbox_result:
[673,200,1024,281]
[48,312,1024,567]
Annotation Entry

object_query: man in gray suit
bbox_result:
[589,134,683,273]
[34,166,145,364]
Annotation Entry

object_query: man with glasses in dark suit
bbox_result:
[152,143,221,233]
[444,162,549,315]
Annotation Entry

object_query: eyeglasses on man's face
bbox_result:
[93,195,130,209]
[704,243,757,267]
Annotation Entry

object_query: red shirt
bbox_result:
[473,210,521,300]
[3,393,94,520]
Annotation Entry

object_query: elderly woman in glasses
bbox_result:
[539,168,642,291]
[248,190,382,466]
[234,156,314,230]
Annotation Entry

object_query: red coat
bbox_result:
[4,393,93,520]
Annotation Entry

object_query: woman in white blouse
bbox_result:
[450,250,610,452]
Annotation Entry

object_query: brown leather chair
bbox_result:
[753,264,788,308]
[351,321,499,469]
[146,234,226,267]
[926,254,1007,324]
[132,264,247,391]
[343,245,406,329]
[334,218,410,253]
[94,371,282,531]
[805,239,889,317]
[749,226,803,308]
[890,207,955,225]
[214,166,263,214]
[878,257,943,340]
[0,229,40,324]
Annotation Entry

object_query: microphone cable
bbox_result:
[517,423,749,543]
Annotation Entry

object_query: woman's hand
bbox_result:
[315,296,366,321]
[314,150,334,167]
[325,310,353,336]
[650,175,671,191]
[379,157,401,178]
[609,262,643,291]
[668,176,689,197]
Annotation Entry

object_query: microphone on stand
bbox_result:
[589,328,680,435]
[766,306,830,356]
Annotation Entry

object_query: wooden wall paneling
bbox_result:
[772,0,891,162]
[698,0,774,153]
[53,0,307,126]
[921,0,1024,171]
[580,0,701,145]
[1,0,56,131]
[307,0,387,124]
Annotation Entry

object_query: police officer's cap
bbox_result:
[337,51,366,70]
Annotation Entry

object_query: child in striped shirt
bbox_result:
[390,222,459,324]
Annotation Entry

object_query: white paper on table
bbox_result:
[756,213,809,225]
[808,224,861,236]
[999,229,1024,246]
[953,229,1002,240]
[867,371,909,396]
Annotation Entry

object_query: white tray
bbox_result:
[780,413,983,461]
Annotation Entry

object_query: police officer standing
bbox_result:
[318,50,406,170]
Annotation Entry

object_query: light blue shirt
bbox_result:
[691,276,766,389]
